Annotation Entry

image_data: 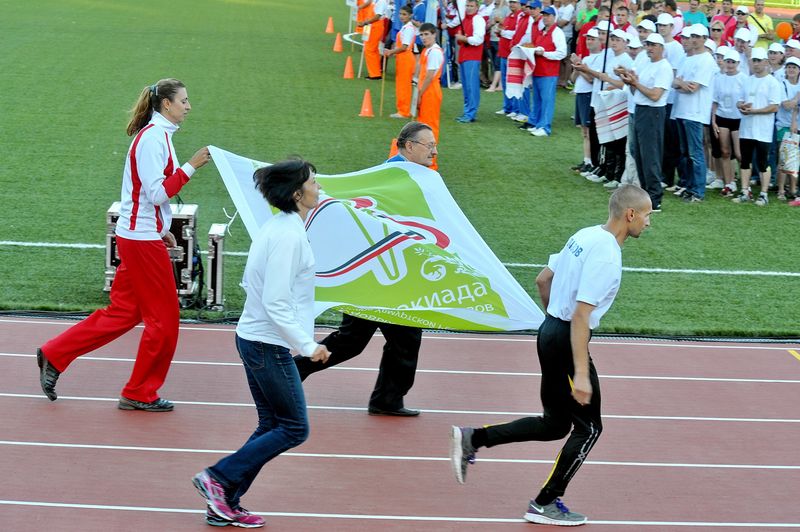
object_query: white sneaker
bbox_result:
[449,82,462,89]
[586,173,606,183]
[514,114,528,123]
[531,128,550,137]
[495,109,507,115]
[755,192,769,206]
[603,180,620,189]
[707,178,725,190]
[507,112,519,120]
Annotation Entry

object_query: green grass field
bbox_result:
[2,0,798,337]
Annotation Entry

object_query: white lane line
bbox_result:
[1,440,798,471]
[4,240,800,278]
[0,319,796,351]
[2,353,797,384]
[0,500,797,527]
[0,393,797,423]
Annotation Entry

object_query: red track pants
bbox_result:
[41,236,180,403]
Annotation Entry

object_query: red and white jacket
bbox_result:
[115,112,195,241]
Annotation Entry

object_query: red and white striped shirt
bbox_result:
[115,112,195,241]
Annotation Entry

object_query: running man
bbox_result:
[449,184,653,527]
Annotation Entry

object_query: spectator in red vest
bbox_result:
[527,6,568,136]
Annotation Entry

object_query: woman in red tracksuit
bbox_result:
[37,78,210,412]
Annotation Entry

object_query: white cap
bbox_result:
[734,28,751,42]
[705,39,717,52]
[645,33,665,45]
[735,5,749,14]
[611,28,630,41]
[716,45,731,56]
[680,26,693,38]
[586,27,600,38]
[751,47,768,61]
[596,20,611,31]
[785,39,800,49]
[656,13,674,26]
[768,43,786,54]
[786,56,800,67]
[637,19,656,33]
[723,49,740,62]
[628,35,643,48]
[689,24,709,37]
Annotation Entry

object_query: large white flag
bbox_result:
[210,146,544,331]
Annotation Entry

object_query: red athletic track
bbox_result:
[1,318,798,531]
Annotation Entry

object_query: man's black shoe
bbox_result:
[37,348,60,401]
[367,406,421,417]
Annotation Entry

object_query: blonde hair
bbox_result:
[126,78,185,136]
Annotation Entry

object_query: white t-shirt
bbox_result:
[425,44,444,71]
[739,74,782,142]
[713,71,747,119]
[626,51,651,113]
[398,21,416,49]
[775,78,800,128]
[591,50,632,108]
[546,225,622,330]
[664,40,685,105]
[559,3,575,40]
[672,52,717,124]
[373,0,388,17]
[632,57,674,107]
[576,52,602,94]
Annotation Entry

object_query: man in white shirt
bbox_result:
[620,32,675,210]
[732,46,781,205]
[672,24,717,202]
[656,12,686,190]
[450,184,653,527]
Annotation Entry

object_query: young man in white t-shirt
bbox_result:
[732,46,781,205]
[450,185,653,527]
[672,24,717,202]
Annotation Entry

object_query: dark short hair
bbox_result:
[396,121,434,150]
[643,0,653,9]
[598,6,611,14]
[253,158,316,213]
[663,0,676,9]
[419,22,437,34]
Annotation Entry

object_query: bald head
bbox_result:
[609,185,651,218]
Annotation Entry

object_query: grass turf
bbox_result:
[1,0,798,337]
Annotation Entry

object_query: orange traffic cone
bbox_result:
[325,16,334,34]
[359,89,374,117]
[343,56,354,79]
[333,32,343,52]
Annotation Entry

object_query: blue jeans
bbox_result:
[531,75,558,134]
[459,60,481,120]
[677,118,706,199]
[209,336,309,507]
[499,57,517,114]
[521,86,533,119]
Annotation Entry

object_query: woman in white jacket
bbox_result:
[192,159,330,528]
[37,78,210,412]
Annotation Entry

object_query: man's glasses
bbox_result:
[711,28,723,32]
[409,140,437,151]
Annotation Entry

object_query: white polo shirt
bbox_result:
[545,225,622,329]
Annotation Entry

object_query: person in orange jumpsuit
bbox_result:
[385,5,417,118]
[359,0,388,79]
[355,0,373,34]
[416,22,444,169]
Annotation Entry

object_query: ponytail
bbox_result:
[125,78,186,136]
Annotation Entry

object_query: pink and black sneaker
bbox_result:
[205,506,265,528]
